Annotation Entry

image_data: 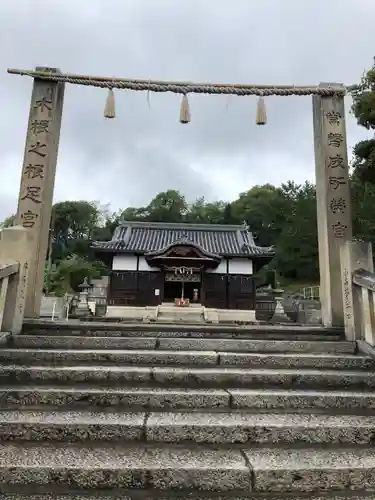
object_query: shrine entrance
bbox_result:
[163,266,201,303]
[7,66,352,326]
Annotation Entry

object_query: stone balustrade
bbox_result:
[352,268,375,346]
[340,240,375,344]
[0,226,32,334]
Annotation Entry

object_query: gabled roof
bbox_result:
[91,221,275,259]
[145,237,221,261]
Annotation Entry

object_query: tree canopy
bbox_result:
[350,61,375,182]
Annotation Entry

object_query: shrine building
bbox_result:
[92,221,274,313]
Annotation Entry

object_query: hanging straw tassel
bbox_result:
[180,94,191,124]
[256,93,267,125]
[104,88,116,118]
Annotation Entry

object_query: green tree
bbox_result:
[351,172,375,249]
[350,60,375,182]
[51,200,103,262]
[144,190,188,222]
[231,184,289,247]
[46,255,108,296]
[275,182,319,281]
[186,198,227,224]
[0,214,15,228]
[120,207,148,221]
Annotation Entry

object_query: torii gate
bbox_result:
[7,66,352,327]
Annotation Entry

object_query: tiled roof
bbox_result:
[92,221,275,258]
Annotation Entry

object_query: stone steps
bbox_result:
[3,496,375,500]
[2,385,375,411]
[0,348,371,369]
[20,330,343,341]
[3,495,375,500]
[10,334,356,353]
[2,364,375,390]
[21,321,344,341]
[1,322,375,497]
[1,409,375,445]
[0,441,375,493]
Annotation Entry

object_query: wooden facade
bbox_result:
[108,271,163,307]
[108,269,256,310]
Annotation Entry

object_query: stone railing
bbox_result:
[0,226,32,334]
[340,240,374,343]
[352,268,375,346]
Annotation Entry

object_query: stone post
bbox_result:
[15,67,65,318]
[339,241,373,341]
[0,226,33,333]
[313,84,352,327]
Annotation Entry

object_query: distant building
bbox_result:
[92,221,274,310]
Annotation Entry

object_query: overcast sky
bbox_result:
[0,0,374,220]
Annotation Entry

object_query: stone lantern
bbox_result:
[270,283,291,324]
[75,277,93,317]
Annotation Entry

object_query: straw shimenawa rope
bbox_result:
[7,68,348,97]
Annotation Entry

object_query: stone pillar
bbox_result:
[15,67,65,318]
[313,84,352,327]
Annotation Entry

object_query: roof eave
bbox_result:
[92,245,275,260]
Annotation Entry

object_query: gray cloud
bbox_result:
[0,0,374,219]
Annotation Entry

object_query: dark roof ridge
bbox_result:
[118,221,247,231]
[145,238,221,260]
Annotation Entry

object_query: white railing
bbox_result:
[302,286,320,300]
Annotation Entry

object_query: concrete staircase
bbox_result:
[1,322,375,499]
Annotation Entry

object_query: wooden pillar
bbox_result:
[251,278,256,310]
[15,67,65,318]
[313,84,352,327]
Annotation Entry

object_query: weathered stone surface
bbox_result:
[11,335,356,354]
[22,319,344,334]
[2,496,375,500]
[0,386,230,409]
[2,495,375,500]
[219,352,375,369]
[158,337,355,354]
[245,447,375,492]
[2,410,375,446]
[230,388,375,410]
[22,329,343,341]
[0,442,251,491]
[0,365,152,384]
[146,412,375,445]
[0,410,145,442]
[11,334,158,350]
[21,321,344,340]
[8,348,371,370]
[152,366,375,390]
[0,348,218,366]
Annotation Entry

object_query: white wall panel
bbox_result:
[228,258,253,275]
[138,256,159,272]
[206,260,227,274]
[112,255,137,271]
